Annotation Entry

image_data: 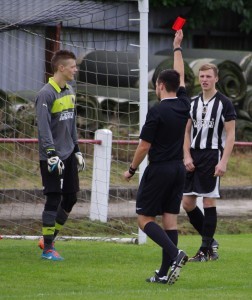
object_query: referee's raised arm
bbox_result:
[173,30,185,87]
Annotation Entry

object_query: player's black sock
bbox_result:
[200,236,214,255]
[158,230,178,277]
[200,207,217,252]
[144,222,178,260]
[202,207,217,239]
[187,206,204,235]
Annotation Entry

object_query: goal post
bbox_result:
[137,0,149,244]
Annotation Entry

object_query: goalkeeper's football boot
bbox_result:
[146,270,168,284]
[208,239,219,261]
[167,250,188,285]
[38,237,55,250]
[188,250,208,262]
[41,249,64,261]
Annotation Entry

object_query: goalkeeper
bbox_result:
[35,50,85,261]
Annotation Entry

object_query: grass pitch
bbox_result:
[0,234,251,300]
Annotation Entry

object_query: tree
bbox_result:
[149,0,252,34]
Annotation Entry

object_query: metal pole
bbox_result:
[138,0,149,244]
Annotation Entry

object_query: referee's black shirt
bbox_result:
[140,87,190,163]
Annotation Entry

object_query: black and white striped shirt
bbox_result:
[190,92,236,150]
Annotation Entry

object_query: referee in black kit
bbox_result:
[124,30,190,285]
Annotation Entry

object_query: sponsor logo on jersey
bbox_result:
[193,118,215,128]
[59,111,74,121]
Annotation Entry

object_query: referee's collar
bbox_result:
[160,97,178,102]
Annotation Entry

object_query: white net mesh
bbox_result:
[0,0,141,241]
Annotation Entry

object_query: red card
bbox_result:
[172,17,186,30]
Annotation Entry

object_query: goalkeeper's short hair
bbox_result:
[51,50,77,73]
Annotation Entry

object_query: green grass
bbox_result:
[0,234,251,299]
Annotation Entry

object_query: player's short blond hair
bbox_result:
[199,63,219,77]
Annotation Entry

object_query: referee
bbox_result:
[182,63,236,262]
[124,30,190,285]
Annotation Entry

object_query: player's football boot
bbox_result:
[188,250,208,262]
[41,249,64,261]
[208,239,219,260]
[167,250,188,285]
[146,270,168,284]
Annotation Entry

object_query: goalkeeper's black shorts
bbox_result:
[40,151,79,195]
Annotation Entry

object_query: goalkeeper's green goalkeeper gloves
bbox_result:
[46,150,65,175]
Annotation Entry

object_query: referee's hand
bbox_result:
[124,170,133,182]
[124,165,137,181]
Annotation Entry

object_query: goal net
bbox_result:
[0,0,147,243]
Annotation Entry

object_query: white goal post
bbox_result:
[137,0,149,244]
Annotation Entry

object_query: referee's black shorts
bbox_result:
[136,160,186,217]
[183,148,221,197]
[40,151,79,195]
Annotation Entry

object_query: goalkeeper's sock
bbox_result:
[144,222,178,260]
[42,227,55,251]
[42,210,57,251]
[158,230,178,277]
[43,235,55,251]
[54,205,69,240]
[53,225,62,240]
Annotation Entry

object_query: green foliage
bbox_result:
[150,0,189,7]
[149,0,252,34]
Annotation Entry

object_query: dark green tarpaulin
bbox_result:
[243,86,252,119]
[0,89,8,109]
[78,50,196,94]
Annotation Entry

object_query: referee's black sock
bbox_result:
[187,206,204,235]
[144,222,178,261]
[158,230,178,277]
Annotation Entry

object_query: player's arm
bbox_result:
[71,94,85,172]
[173,29,185,87]
[35,93,55,152]
[124,139,151,181]
[35,93,64,175]
[183,119,195,172]
[214,120,235,177]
